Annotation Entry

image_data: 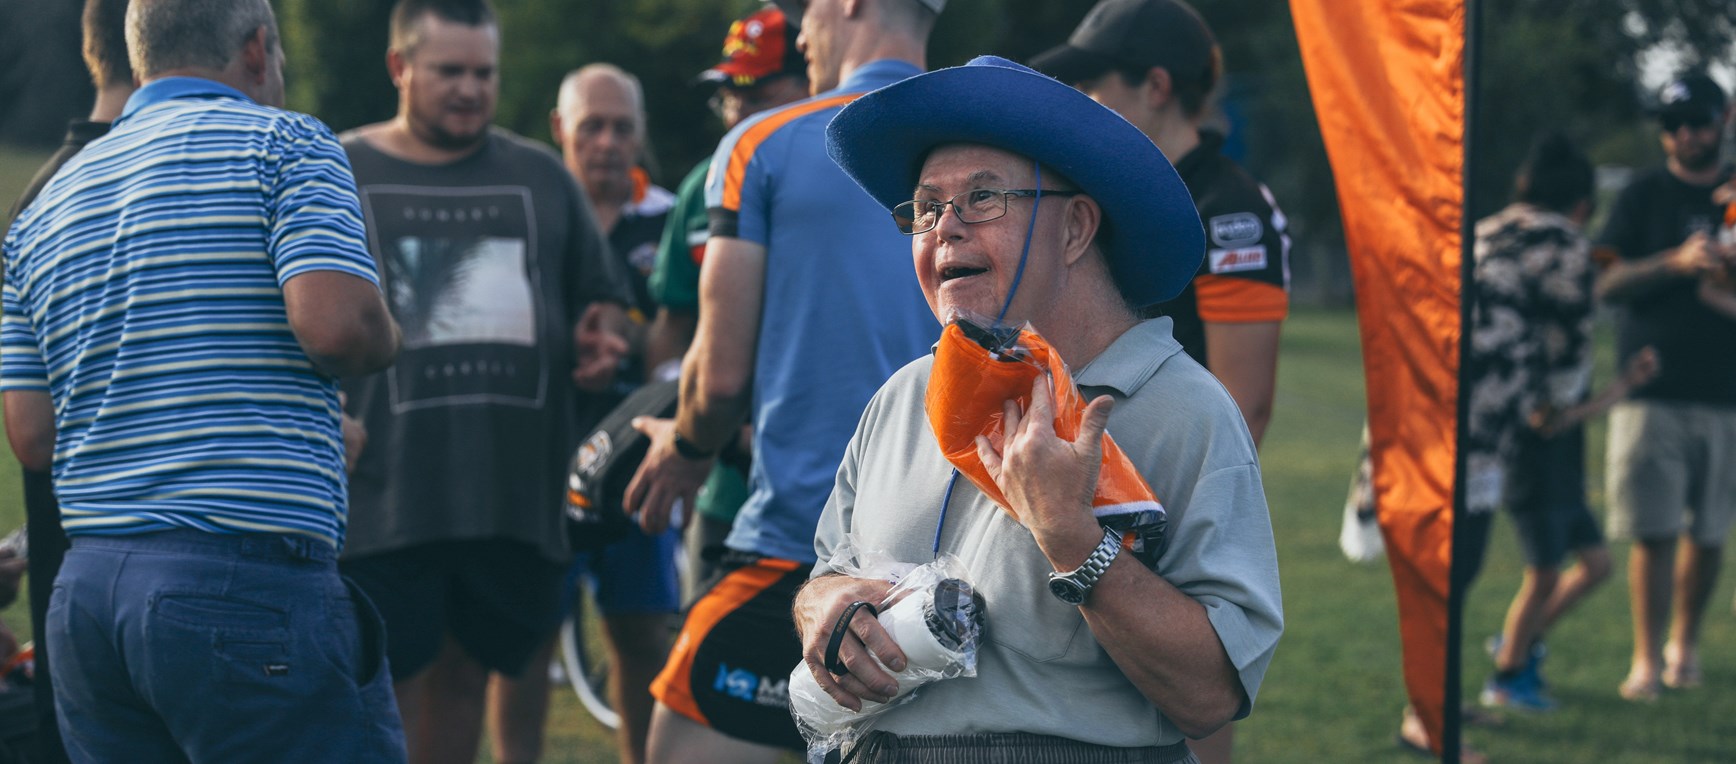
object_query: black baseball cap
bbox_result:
[1029,0,1215,86]
[1654,72,1728,128]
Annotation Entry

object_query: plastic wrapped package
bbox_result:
[788,551,985,762]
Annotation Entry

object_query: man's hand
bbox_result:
[338,393,366,475]
[1667,232,1723,277]
[793,575,904,712]
[0,550,24,610]
[621,416,711,535]
[973,374,1113,552]
[573,302,630,392]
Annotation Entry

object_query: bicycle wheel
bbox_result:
[558,581,620,730]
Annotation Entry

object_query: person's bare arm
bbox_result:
[1698,276,1736,320]
[1596,232,1719,304]
[645,306,698,380]
[1202,320,1281,447]
[2,390,54,472]
[281,271,400,378]
[623,237,764,534]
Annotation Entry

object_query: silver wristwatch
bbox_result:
[1047,527,1123,605]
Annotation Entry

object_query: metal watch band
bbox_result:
[1052,527,1122,600]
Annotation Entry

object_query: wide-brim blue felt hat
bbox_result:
[825,55,1203,308]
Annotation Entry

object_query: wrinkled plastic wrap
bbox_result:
[788,548,985,762]
[926,313,1168,564]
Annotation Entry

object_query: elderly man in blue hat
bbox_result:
[791,57,1283,762]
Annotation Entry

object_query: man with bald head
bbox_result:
[486,63,680,764]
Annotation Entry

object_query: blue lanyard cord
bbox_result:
[993,159,1043,326]
[933,469,961,557]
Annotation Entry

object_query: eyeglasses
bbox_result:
[892,188,1081,235]
[1661,110,1715,133]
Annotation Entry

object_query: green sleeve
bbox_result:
[649,162,711,310]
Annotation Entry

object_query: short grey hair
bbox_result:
[126,0,278,79]
[555,64,645,132]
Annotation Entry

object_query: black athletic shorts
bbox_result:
[1505,428,1603,568]
[340,538,566,680]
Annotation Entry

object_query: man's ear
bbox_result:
[550,109,565,144]
[1143,66,1174,111]
[1062,194,1103,267]
[387,48,409,88]
[843,0,864,19]
[241,26,270,84]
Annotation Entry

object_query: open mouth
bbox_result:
[940,266,988,282]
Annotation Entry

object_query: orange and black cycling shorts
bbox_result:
[651,553,806,750]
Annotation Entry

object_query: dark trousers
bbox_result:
[22,469,67,763]
[49,530,406,763]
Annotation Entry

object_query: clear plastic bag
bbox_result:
[926,312,1168,564]
[788,548,985,762]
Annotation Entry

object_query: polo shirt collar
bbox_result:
[1074,318,1183,397]
[118,77,253,124]
[833,59,924,95]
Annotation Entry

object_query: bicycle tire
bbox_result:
[558,584,620,730]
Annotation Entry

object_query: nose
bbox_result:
[932,201,970,239]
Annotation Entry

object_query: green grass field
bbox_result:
[3,141,1732,761]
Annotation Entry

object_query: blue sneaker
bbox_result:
[1485,635,1548,689]
[1481,672,1557,712]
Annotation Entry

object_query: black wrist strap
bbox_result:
[824,600,880,676]
[672,430,717,460]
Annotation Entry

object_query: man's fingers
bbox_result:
[975,435,1002,478]
[851,612,908,674]
[1001,397,1022,442]
[808,659,865,712]
[1078,395,1115,451]
[1026,373,1056,435]
[623,460,652,516]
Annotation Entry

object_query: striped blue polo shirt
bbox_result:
[1,77,380,548]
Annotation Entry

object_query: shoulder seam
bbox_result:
[720,93,862,212]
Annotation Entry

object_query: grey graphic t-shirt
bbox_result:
[340,128,630,562]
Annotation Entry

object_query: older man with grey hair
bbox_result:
[2,0,405,761]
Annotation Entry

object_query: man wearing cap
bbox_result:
[645,4,810,593]
[1594,71,1736,702]
[622,0,942,761]
[1033,0,1290,453]
[792,55,1282,763]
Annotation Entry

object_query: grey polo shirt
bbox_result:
[812,318,1283,747]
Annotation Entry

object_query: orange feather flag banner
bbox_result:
[1290,0,1477,760]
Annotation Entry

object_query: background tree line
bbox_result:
[3,0,1734,302]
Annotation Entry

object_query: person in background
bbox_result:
[335,1,633,762]
[3,0,404,758]
[1466,133,1639,712]
[2,2,134,760]
[645,2,810,599]
[1594,71,1736,703]
[485,63,679,764]
[623,0,944,760]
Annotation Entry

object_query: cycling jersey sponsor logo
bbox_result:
[1209,212,1264,247]
[714,663,790,708]
[1208,246,1269,274]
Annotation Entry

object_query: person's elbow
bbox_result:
[283,271,402,378]
[296,306,400,378]
[1172,685,1247,740]
[3,391,56,472]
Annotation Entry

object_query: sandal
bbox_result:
[1662,645,1702,690]
[1619,672,1660,702]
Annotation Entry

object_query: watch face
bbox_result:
[1049,577,1087,605]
